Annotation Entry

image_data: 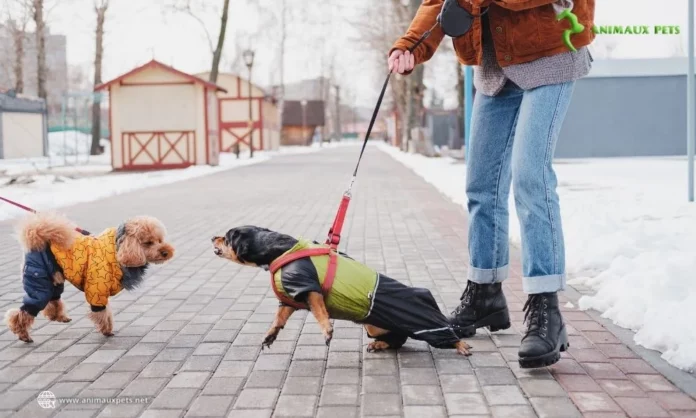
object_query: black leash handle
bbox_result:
[350,23,438,180]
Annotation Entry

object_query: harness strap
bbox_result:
[269,247,338,310]
[325,194,351,249]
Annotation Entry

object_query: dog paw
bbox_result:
[19,336,33,343]
[455,341,472,356]
[102,332,114,337]
[323,326,334,346]
[366,341,390,352]
[262,334,277,350]
[58,317,72,323]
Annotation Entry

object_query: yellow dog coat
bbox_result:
[49,228,123,307]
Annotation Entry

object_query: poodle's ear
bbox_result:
[116,235,147,267]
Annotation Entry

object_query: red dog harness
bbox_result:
[269,193,350,310]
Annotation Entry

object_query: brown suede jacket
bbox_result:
[391,0,595,68]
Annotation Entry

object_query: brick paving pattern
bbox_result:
[0,146,694,417]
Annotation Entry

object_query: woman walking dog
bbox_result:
[389,0,595,368]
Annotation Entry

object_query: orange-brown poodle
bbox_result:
[4,211,174,342]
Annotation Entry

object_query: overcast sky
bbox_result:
[3,0,691,109]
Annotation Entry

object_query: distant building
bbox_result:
[270,77,338,141]
[557,58,688,158]
[196,71,280,154]
[95,60,225,170]
[281,100,325,146]
[0,25,68,119]
[0,91,48,159]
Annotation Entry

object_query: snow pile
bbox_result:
[47,131,111,157]
[378,142,696,372]
[556,159,696,372]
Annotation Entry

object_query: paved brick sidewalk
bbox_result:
[0,145,694,418]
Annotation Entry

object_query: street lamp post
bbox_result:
[301,99,308,146]
[243,49,256,159]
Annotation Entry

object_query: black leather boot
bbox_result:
[518,292,569,369]
[448,281,511,338]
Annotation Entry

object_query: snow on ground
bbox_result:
[378,142,696,372]
[0,137,347,222]
[47,130,107,158]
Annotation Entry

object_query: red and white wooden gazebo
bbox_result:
[196,72,280,154]
[96,60,226,171]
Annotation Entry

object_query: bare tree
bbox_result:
[6,17,29,93]
[403,0,427,150]
[2,2,31,94]
[345,0,424,149]
[30,0,47,100]
[67,64,90,91]
[166,0,215,53]
[167,0,275,83]
[209,0,230,83]
[90,0,108,155]
[277,0,287,144]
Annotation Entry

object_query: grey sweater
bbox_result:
[474,1,592,96]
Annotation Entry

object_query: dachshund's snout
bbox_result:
[213,247,222,256]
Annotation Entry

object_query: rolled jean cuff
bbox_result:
[468,265,508,284]
[523,274,566,294]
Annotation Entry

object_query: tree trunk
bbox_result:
[404,0,425,151]
[10,21,25,94]
[33,0,47,100]
[209,0,231,84]
[277,0,287,144]
[91,1,108,155]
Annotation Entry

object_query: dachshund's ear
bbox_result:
[224,228,240,246]
[117,235,147,267]
[225,228,251,263]
[235,241,251,264]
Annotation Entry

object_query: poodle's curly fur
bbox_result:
[88,304,114,336]
[5,211,174,343]
[16,211,76,252]
[4,309,35,343]
[42,300,71,322]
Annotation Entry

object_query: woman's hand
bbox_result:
[388,50,415,74]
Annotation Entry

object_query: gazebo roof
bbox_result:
[95,59,227,93]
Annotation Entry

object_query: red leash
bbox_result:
[0,195,91,235]
[324,29,434,250]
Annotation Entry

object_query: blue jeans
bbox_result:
[466,80,574,294]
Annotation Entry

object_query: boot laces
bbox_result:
[523,294,549,338]
[453,281,477,315]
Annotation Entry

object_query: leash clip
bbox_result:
[345,177,356,197]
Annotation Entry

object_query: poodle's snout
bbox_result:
[160,249,170,258]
